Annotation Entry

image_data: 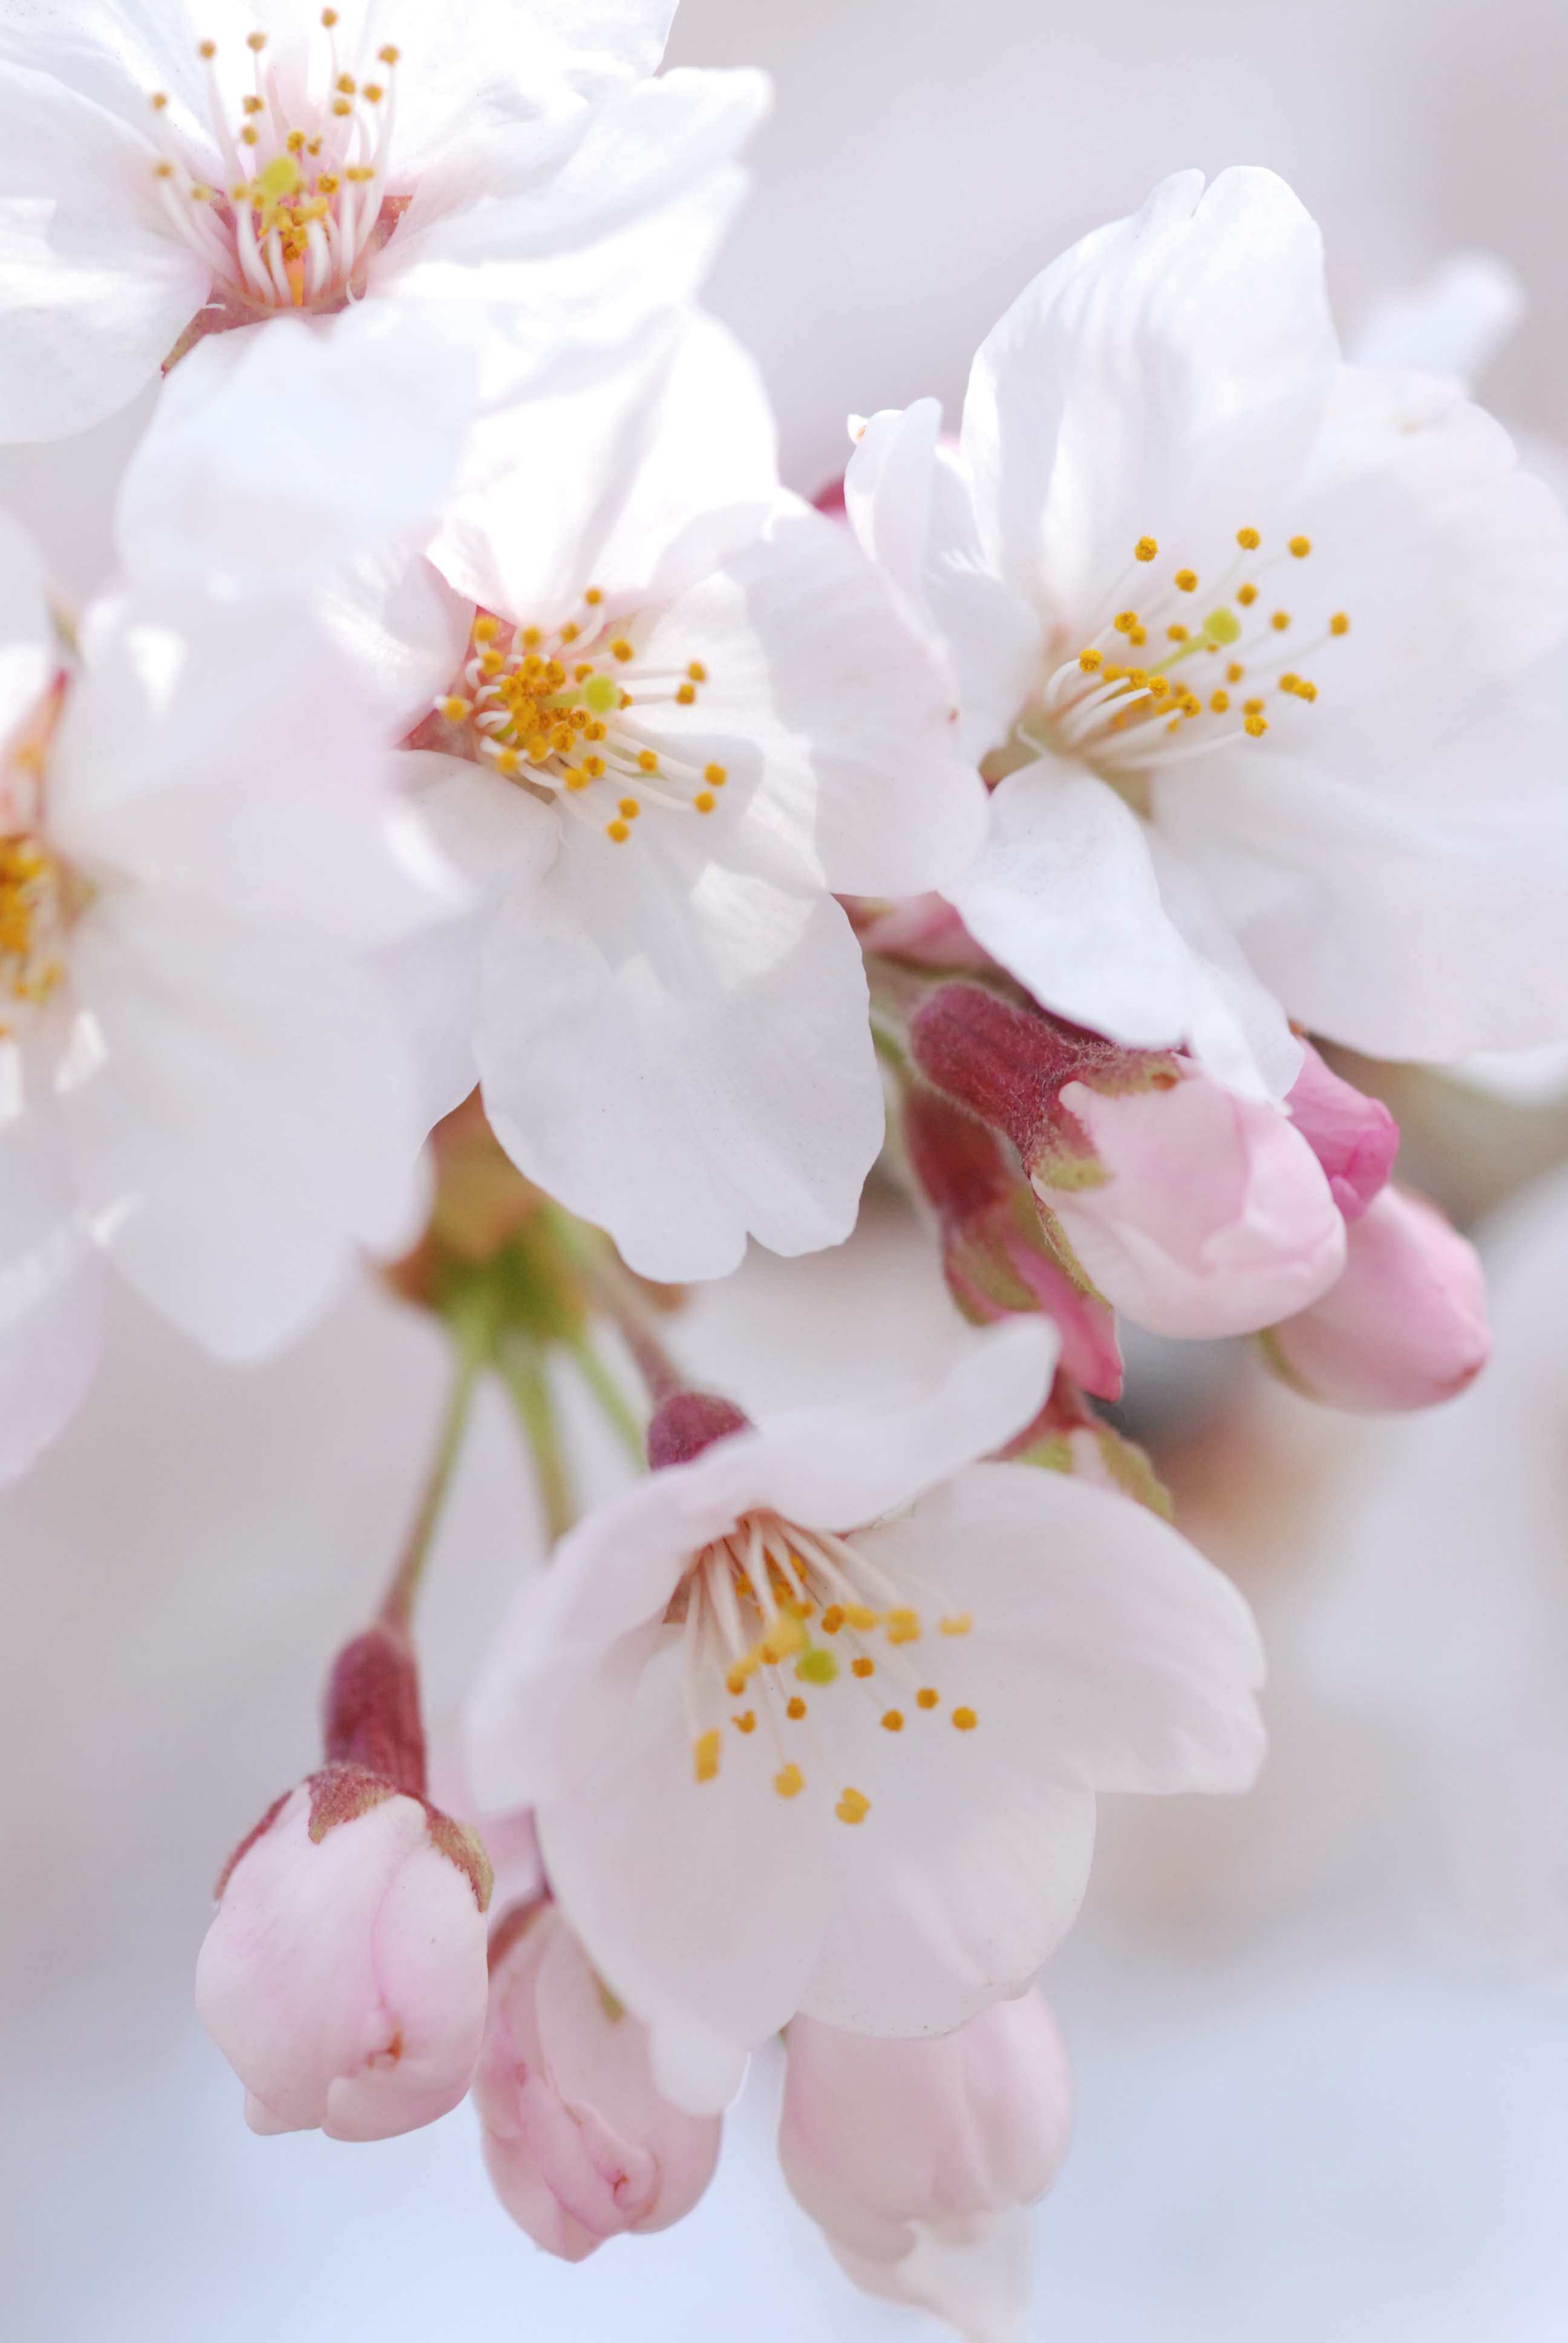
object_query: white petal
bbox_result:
[828,2211,1034,2343]
[0,61,209,439]
[317,549,475,740]
[0,1078,105,1484]
[960,168,1339,623]
[0,503,57,747]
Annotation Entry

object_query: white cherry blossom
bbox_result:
[403,313,988,1280]
[0,0,765,439]
[465,1322,1266,2114]
[846,168,1568,1099]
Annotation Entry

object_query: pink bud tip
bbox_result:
[1285,1041,1399,1221]
[646,1391,751,1470]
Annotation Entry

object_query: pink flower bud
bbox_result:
[195,1774,491,2141]
[1263,1184,1491,1411]
[780,1996,1073,2338]
[903,1082,1122,1399]
[1285,1041,1399,1221]
[851,891,996,971]
[1048,1069,1347,1340]
[475,1901,722,2260]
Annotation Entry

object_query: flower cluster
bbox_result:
[3,4,1561,2333]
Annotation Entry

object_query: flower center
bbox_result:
[676,1508,978,1823]
[0,682,76,1039]
[148,15,403,315]
[998,526,1350,799]
[438,600,727,845]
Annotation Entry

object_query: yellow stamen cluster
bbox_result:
[0,833,67,1029]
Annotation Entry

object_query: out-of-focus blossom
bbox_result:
[465,1322,1264,2114]
[847,168,1568,1098]
[780,1993,1073,2343]
[403,312,986,1281]
[908,980,1345,1340]
[0,316,473,1483]
[475,1898,722,2259]
[196,1625,492,2141]
[1263,1184,1489,1412]
[1284,1040,1399,1221]
[0,0,765,440]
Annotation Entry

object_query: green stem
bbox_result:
[381,1315,487,1631]
[547,1214,685,1407]
[564,1331,647,1463]
[496,1337,577,1544]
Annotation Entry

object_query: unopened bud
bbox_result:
[646,1389,752,1469]
[476,1901,721,2258]
[1285,1041,1398,1220]
[1261,1184,1489,1411]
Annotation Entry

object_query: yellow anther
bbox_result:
[687,661,707,682]
[473,617,498,642]
[331,99,350,116]
[1236,526,1261,550]
[1167,624,1189,642]
[153,160,174,178]
[762,1614,806,1663]
[150,90,169,110]
[1244,714,1268,737]
[776,1763,805,1799]
[1237,583,1258,606]
[1079,648,1103,672]
[246,28,267,48]
[704,763,727,787]
[199,39,217,56]
[1298,680,1318,701]
[377,43,400,62]
[583,755,606,778]
[1129,625,1146,646]
[524,736,550,763]
[1114,611,1139,635]
[1210,690,1230,713]
[336,71,356,92]
[851,1656,875,1679]
[733,1710,756,1733]
[567,707,589,731]
[321,7,339,22]
[286,128,305,151]
[563,768,588,791]
[676,683,696,704]
[549,726,573,753]
[494,749,520,776]
[439,696,471,723]
[694,1729,720,1782]
[545,659,567,688]
[560,622,579,644]
[1148,674,1171,698]
[1226,662,1244,683]
[241,124,258,143]
[573,663,593,683]
[916,1688,939,1709]
[1166,717,1180,733]
[1174,569,1198,592]
[606,820,630,842]
[1279,673,1300,693]
[786,1696,806,1720]
[1126,667,1148,689]
[843,1604,878,1630]
[881,1710,904,1732]
[835,1788,870,1824]
[242,93,264,113]
[610,638,634,662]
[952,1707,978,1731]
[316,171,338,192]
[1102,663,1125,683]
[694,792,715,813]
[1271,611,1290,631]
[1242,698,1264,715]
[820,1605,844,1635]
[522,628,541,648]
[939,1614,972,1636]
[636,750,658,773]
[363,81,383,102]
[1289,535,1312,557]
[1134,536,1158,562]
[615,798,640,821]
[885,1608,920,1644]
[584,587,603,605]
[1330,612,1350,635]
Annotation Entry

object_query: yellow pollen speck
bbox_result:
[1237,526,1261,550]
[1289,535,1312,557]
[617,797,640,820]
[1079,648,1103,672]
[1237,583,1258,607]
[1135,536,1158,561]
[1244,715,1269,738]
[881,1710,904,1732]
[1330,612,1350,635]
[704,763,727,787]
[916,1689,939,1709]
[694,1729,720,1782]
[835,1788,870,1824]
[1227,662,1244,684]
[776,1763,805,1799]
[851,1657,874,1679]
[952,1707,978,1731]
[636,750,658,773]
[694,792,715,813]
[1210,690,1230,713]
[1271,611,1290,631]
[820,1605,844,1635]
[939,1614,972,1636]
[1114,611,1138,635]
[610,638,634,662]
[1168,624,1189,642]
[733,1710,756,1733]
[606,820,630,842]
[1174,569,1198,592]
[885,1608,920,1644]
[676,683,696,704]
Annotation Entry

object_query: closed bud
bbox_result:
[1262,1184,1490,1411]
[1285,1041,1399,1221]
[780,1994,1074,2342]
[475,1901,721,2259]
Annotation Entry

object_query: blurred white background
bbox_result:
[6,1,1568,2336]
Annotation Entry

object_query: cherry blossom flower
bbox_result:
[846,168,1568,1098]
[780,1992,1073,2343]
[0,0,766,440]
[0,320,465,1484]
[403,313,988,1280]
[475,1897,722,2258]
[465,1321,1266,2113]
